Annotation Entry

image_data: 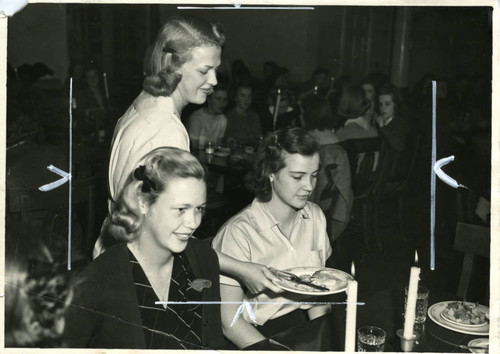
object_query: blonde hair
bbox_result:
[106,147,206,243]
[143,15,225,97]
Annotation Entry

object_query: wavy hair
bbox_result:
[336,84,371,121]
[246,127,319,202]
[105,147,206,243]
[377,83,406,117]
[5,223,73,347]
[143,15,225,97]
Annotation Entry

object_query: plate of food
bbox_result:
[441,301,489,327]
[428,301,489,335]
[270,266,353,295]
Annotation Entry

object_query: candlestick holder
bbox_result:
[396,329,419,352]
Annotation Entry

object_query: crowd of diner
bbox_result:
[5,13,491,351]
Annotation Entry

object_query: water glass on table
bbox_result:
[403,286,429,333]
[357,326,386,352]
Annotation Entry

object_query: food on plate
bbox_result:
[298,269,342,290]
[441,302,489,326]
[272,267,350,294]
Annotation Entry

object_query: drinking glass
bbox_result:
[357,326,386,352]
[404,285,429,333]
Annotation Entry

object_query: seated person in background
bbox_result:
[334,84,378,142]
[298,66,331,100]
[360,76,379,123]
[76,67,108,114]
[64,147,225,350]
[225,83,262,145]
[212,127,332,349]
[74,67,110,135]
[375,83,408,152]
[300,94,339,145]
[260,89,300,134]
[31,62,63,90]
[274,66,298,107]
[187,84,228,149]
[5,221,73,348]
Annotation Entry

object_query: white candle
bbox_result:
[403,251,421,338]
[103,72,110,101]
[330,76,335,89]
[345,262,358,352]
[272,89,281,131]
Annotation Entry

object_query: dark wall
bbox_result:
[409,7,492,86]
[158,5,320,83]
[7,4,492,90]
[8,3,68,80]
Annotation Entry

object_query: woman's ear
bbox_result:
[137,192,150,215]
[138,199,149,215]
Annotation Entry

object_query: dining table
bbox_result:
[195,147,256,177]
[245,286,489,352]
[194,147,257,208]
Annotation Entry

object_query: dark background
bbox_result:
[7,4,492,114]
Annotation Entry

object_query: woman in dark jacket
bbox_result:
[63,147,225,350]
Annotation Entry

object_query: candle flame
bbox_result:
[277,88,281,95]
[351,262,355,278]
[414,250,419,265]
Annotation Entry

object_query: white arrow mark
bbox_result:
[433,155,467,189]
[38,165,71,191]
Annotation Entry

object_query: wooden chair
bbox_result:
[453,222,490,303]
[339,137,383,251]
[371,133,421,247]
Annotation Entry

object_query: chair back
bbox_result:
[339,137,383,199]
[374,133,421,199]
[453,222,490,301]
[310,143,353,241]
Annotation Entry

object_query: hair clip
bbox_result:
[134,165,156,193]
[134,165,146,180]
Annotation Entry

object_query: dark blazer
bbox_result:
[63,239,225,349]
[379,115,408,152]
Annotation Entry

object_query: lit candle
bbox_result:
[329,76,335,89]
[345,262,358,352]
[103,72,110,102]
[403,250,421,339]
[314,85,318,95]
[272,88,281,131]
